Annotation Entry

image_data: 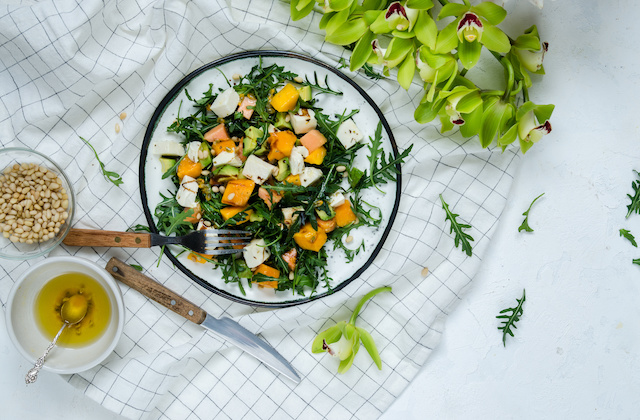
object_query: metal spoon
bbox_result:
[25,293,89,384]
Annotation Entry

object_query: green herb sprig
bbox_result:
[79,136,123,186]
[497,289,526,346]
[620,229,637,247]
[440,194,474,256]
[518,193,544,232]
[626,170,640,218]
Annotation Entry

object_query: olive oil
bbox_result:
[34,272,111,347]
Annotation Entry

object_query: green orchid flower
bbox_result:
[498,101,554,153]
[509,25,549,88]
[415,46,458,101]
[312,286,391,373]
[436,1,511,69]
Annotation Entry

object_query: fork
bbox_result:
[62,228,252,255]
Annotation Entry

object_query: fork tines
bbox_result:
[203,229,252,253]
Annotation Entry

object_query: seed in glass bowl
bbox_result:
[0,162,69,244]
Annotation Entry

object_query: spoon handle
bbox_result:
[25,323,67,384]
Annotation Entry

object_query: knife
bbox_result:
[105,257,300,383]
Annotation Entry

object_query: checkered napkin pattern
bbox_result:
[0,0,520,418]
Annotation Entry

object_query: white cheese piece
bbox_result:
[328,191,346,208]
[212,151,242,167]
[242,154,277,185]
[292,145,309,158]
[186,141,202,163]
[336,119,364,149]
[211,87,240,118]
[243,238,271,269]
[176,175,198,208]
[282,206,303,228]
[300,167,323,187]
[152,141,185,157]
[289,109,317,135]
[289,148,305,176]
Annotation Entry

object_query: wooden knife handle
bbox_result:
[64,228,152,248]
[106,257,206,325]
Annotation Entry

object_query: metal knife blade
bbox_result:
[105,257,300,383]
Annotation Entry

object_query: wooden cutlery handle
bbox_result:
[63,228,151,248]
[106,257,206,324]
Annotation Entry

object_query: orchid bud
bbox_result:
[515,42,549,73]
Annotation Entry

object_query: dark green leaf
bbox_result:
[440,194,474,256]
[518,193,544,233]
[497,289,526,346]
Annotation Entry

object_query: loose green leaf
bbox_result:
[633,258,640,266]
[626,170,640,219]
[79,136,123,186]
[440,194,474,256]
[620,229,638,247]
[497,289,526,346]
[130,264,143,272]
[518,193,545,232]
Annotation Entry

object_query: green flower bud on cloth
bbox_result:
[312,286,391,373]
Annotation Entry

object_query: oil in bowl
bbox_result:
[34,272,111,348]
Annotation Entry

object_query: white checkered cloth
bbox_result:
[0,1,520,419]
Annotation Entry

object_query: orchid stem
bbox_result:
[500,57,514,101]
[349,286,392,325]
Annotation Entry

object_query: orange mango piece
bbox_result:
[212,139,236,156]
[267,130,297,161]
[254,263,281,278]
[270,83,299,112]
[188,251,214,264]
[334,200,357,227]
[304,146,326,165]
[316,218,336,233]
[285,174,301,185]
[293,222,328,252]
[204,124,230,142]
[221,179,256,206]
[299,129,327,153]
[184,203,201,224]
[258,187,283,209]
[238,95,257,119]
[177,156,202,181]
[220,206,252,224]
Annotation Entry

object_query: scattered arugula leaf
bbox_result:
[127,224,151,233]
[130,264,143,272]
[497,289,526,347]
[620,229,638,247]
[626,170,640,218]
[440,194,474,257]
[518,193,545,232]
[633,258,640,266]
[79,136,123,186]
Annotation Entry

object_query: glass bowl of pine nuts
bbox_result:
[0,147,74,259]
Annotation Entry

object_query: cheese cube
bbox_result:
[289,148,305,176]
[152,141,185,157]
[300,167,323,187]
[243,238,271,269]
[176,175,198,208]
[186,141,202,163]
[212,151,242,167]
[211,87,240,118]
[289,109,317,134]
[336,119,364,149]
[242,154,277,185]
[329,191,346,208]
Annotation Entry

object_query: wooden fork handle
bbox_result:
[63,228,152,248]
[106,257,207,324]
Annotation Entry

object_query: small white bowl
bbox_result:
[5,256,125,374]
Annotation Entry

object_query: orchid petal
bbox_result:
[458,37,482,69]
[471,2,507,25]
[514,42,548,73]
[370,10,393,33]
[350,30,376,71]
[480,24,511,53]
[385,2,411,31]
[459,105,483,138]
[397,50,416,90]
[498,123,519,149]
[290,0,316,21]
[405,0,434,10]
[414,10,438,49]
[337,337,360,373]
[480,97,510,148]
[311,321,345,353]
[324,0,352,12]
[457,12,483,44]
[357,327,382,369]
[324,8,350,35]
[324,334,353,360]
[326,17,368,45]
[435,21,459,54]
[437,3,469,19]
[383,36,414,68]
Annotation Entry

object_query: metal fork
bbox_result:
[63,228,252,255]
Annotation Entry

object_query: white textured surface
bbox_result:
[2,0,639,419]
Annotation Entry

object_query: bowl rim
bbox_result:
[4,256,125,374]
[0,146,76,260]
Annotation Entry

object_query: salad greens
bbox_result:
[518,192,544,232]
[153,59,409,296]
[497,288,526,346]
[79,136,123,186]
[440,193,474,256]
[620,229,637,247]
[626,170,640,219]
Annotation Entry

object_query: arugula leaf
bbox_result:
[127,224,151,233]
[79,136,123,186]
[620,229,638,247]
[497,289,526,346]
[439,194,474,256]
[303,72,343,96]
[633,258,640,266]
[626,170,640,218]
[518,192,545,232]
[130,264,143,272]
